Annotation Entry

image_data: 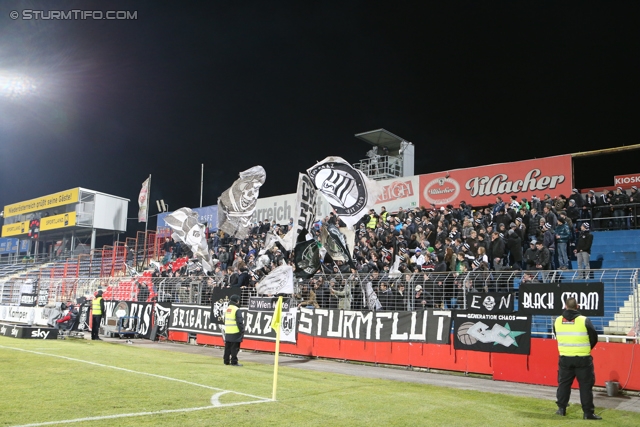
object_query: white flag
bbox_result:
[307,157,382,229]
[256,264,294,295]
[138,177,150,222]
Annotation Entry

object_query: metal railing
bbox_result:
[576,202,640,230]
[1,268,637,338]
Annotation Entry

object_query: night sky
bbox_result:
[1,1,638,233]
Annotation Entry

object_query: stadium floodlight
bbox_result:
[156,199,168,213]
[0,70,38,99]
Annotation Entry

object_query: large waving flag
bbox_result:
[164,207,214,272]
[217,166,266,239]
[307,157,381,229]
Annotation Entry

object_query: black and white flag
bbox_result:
[217,166,266,239]
[294,238,321,279]
[164,207,214,272]
[307,157,382,229]
[210,288,237,324]
[320,224,355,267]
[363,281,382,311]
[256,264,294,295]
[291,173,318,248]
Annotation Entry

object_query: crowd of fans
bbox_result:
[145,186,638,310]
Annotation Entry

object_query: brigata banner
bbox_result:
[453,312,532,355]
[465,293,515,314]
[168,303,297,344]
[517,282,604,316]
[297,308,451,344]
[419,155,572,208]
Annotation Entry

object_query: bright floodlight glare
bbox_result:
[0,71,38,99]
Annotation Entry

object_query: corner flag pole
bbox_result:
[271,296,283,401]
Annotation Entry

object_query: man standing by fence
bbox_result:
[223,294,245,366]
[91,290,105,341]
[574,223,593,279]
[554,297,600,420]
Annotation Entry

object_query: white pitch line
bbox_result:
[0,344,273,427]
[0,344,270,401]
[11,399,267,427]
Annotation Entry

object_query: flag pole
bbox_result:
[145,174,151,233]
[200,164,204,208]
[271,296,283,401]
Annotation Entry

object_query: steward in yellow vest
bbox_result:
[552,297,600,420]
[91,290,105,341]
[223,294,245,366]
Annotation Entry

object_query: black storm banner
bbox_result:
[465,293,515,314]
[517,282,604,316]
[297,308,451,344]
[453,312,531,355]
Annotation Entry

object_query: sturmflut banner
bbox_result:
[297,309,451,344]
[453,312,532,355]
[517,282,604,316]
[103,300,155,340]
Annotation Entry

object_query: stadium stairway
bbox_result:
[525,230,640,337]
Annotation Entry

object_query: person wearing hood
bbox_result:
[553,297,600,420]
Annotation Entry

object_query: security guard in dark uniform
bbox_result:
[554,297,601,420]
[91,290,105,341]
[223,294,245,366]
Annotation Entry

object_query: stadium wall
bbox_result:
[168,331,640,391]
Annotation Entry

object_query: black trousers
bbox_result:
[91,315,102,340]
[556,355,595,414]
[223,341,241,365]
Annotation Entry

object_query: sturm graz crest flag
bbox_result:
[307,157,381,229]
[294,239,321,279]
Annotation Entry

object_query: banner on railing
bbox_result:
[210,288,238,325]
[465,293,515,314]
[103,300,154,339]
[19,293,37,307]
[453,312,532,354]
[168,303,298,344]
[517,282,604,316]
[154,302,172,338]
[297,308,451,344]
[0,238,30,254]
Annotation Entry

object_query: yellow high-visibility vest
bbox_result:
[92,297,103,316]
[366,215,377,229]
[225,305,240,334]
[555,315,591,356]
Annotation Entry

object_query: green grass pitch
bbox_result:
[0,336,638,426]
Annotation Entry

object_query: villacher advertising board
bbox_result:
[517,282,604,316]
[453,312,532,355]
[297,308,451,344]
[419,155,572,208]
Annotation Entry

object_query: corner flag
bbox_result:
[271,296,283,400]
[271,296,283,332]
